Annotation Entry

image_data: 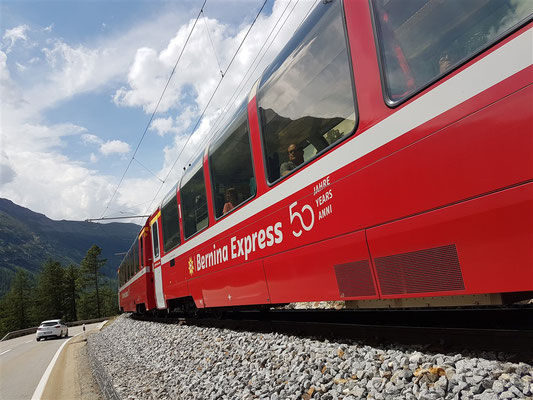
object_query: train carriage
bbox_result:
[118,0,533,313]
[118,217,156,313]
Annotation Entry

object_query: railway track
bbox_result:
[132,305,533,362]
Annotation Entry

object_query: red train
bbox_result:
[118,0,533,314]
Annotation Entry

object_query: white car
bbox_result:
[36,319,68,341]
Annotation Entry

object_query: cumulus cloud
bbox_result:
[0,50,10,80]
[81,134,131,157]
[3,25,30,53]
[42,40,103,96]
[0,163,16,186]
[0,0,314,221]
[100,140,131,156]
[82,133,103,145]
[0,151,16,186]
[15,62,27,72]
[115,0,312,183]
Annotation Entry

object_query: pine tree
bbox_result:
[99,284,119,317]
[0,268,34,334]
[34,260,65,322]
[63,264,79,322]
[80,245,106,318]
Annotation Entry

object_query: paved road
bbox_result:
[0,323,101,400]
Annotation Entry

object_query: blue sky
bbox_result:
[0,0,314,223]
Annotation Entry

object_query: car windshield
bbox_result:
[42,322,58,326]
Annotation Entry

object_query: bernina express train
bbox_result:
[118,0,533,314]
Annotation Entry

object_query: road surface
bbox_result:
[0,322,102,400]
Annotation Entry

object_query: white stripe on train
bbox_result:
[119,266,150,293]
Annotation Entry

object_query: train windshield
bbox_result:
[372,0,533,104]
[257,0,357,183]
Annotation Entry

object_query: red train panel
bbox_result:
[366,182,533,297]
[118,0,533,312]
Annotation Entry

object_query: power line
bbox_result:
[202,9,224,77]
[142,0,270,216]
[184,0,319,169]
[86,215,150,222]
[188,0,302,164]
[133,157,164,183]
[100,0,208,220]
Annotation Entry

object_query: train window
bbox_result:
[133,239,139,272]
[209,101,255,218]
[151,222,160,259]
[372,0,533,105]
[181,157,209,239]
[161,192,181,252]
[257,0,356,183]
[140,234,144,267]
[125,250,131,280]
[128,249,133,279]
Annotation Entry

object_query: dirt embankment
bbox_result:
[41,333,103,400]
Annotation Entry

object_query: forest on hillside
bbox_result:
[0,245,118,338]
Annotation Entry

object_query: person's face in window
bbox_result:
[288,144,304,165]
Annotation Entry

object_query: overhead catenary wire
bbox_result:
[133,157,164,183]
[142,0,270,216]
[99,0,208,220]
[183,0,320,176]
[202,9,224,77]
[187,0,310,166]
[102,0,316,225]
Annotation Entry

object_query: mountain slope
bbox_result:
[0,198,141,296]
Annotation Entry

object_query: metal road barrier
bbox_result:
[0,317,112,341]
[87,335,121,400]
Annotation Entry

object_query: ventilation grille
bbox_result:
[374,244,464,295]
[334,260,376,297]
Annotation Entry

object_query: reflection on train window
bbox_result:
[140,235,144,267]
[257,0,356,183]
[181,159,209,239]
[209,101,255,218]
[120,239,138,284]
[161,192,181,252]
[152,222,160,259]
[133,239,139,272]
[372,0,533,104]
[129,249,132,276]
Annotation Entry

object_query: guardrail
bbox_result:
[87,337,121,400]
[0,317,112,341]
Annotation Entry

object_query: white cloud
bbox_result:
[15,62,27,72]
[44,24,54,33]
[3,25,30,53]
[0,50,10,80]
[82,133,103,145]
[114,0,313,187]
[0,150,16,186]
[100,140,130,156]
[150,117,177,137]
[0,0,314,222]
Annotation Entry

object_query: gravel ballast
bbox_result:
[89,314,532,399]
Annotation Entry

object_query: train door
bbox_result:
[150,216,166,309]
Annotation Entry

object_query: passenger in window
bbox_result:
[438,54,452,74]
[223,188,237,215]
[280,144,304,177]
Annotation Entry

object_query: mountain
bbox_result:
[0,198,141,296]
